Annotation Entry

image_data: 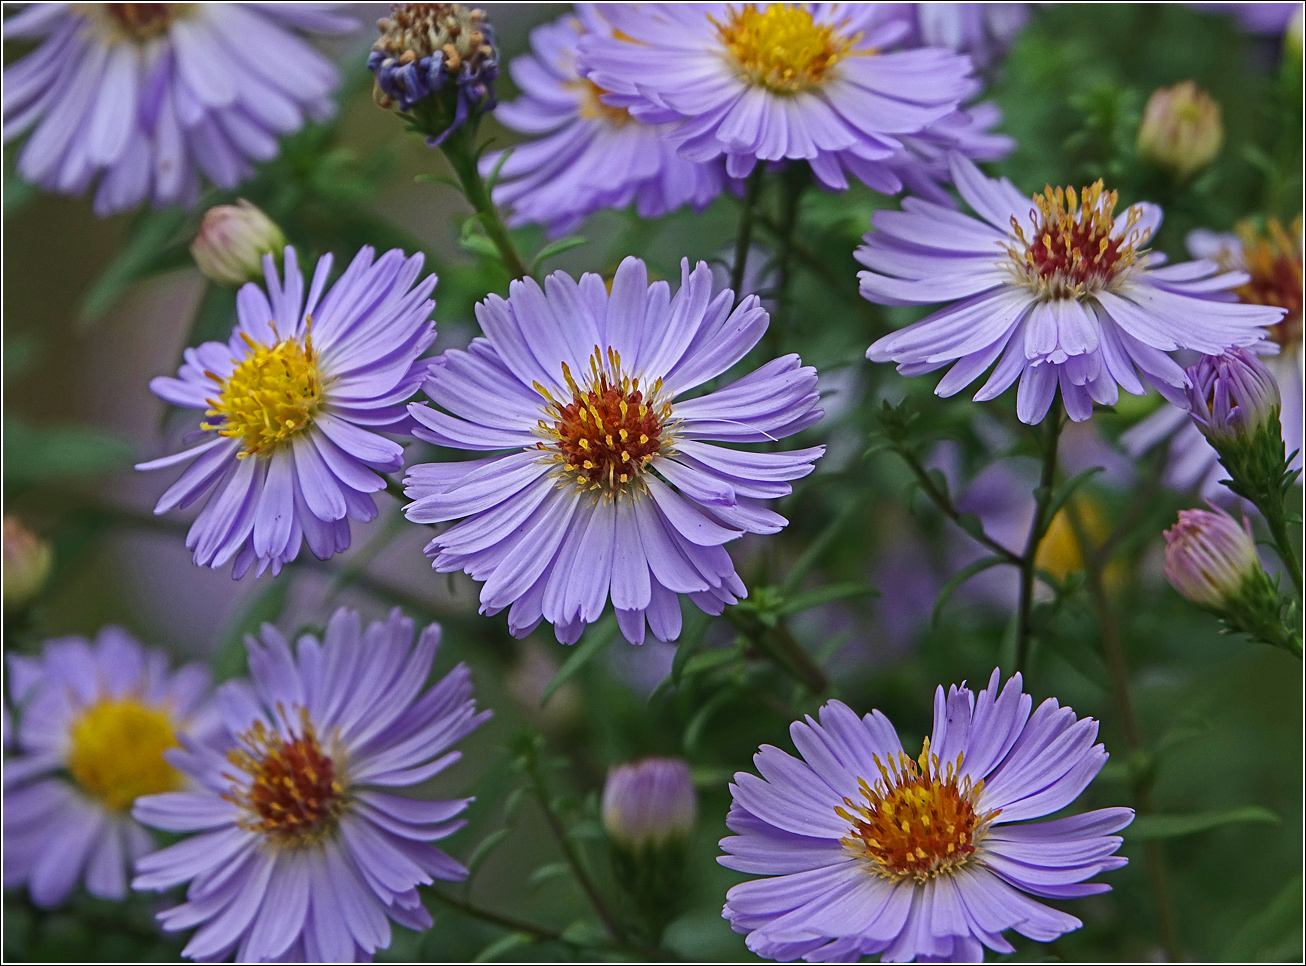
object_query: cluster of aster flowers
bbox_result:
[3,3,1303,964]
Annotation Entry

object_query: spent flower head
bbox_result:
[369,3,499,145]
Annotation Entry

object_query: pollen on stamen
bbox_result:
[837,738,999,883]
[1006,181,1144,300]
[533,347,673,496]
[713,3,860,95]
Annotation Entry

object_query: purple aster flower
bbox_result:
[896,3,1029,70]
[578,3,980,193]
[485,6,731,237]
[1191,2,1302,33]
[4,628,212,908]
[132,607,490,962]
[1123,222,1303,496]
[720,669,1132,963]
[404,256,825,646]
[2,3,356,215]
[136,245,437,578]
[863,154,1284,423]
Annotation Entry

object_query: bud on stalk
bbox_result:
[1137,81,1223,181]
[191,200,286,287]
[3,516,53,612]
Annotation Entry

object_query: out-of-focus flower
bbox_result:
[132,607,489,962]
[1185,347,1282,447]
[897,2,1029,69]
[862,155,1282,424]
[404,256,824,646]
[720,670,1131,962]
[2,516,53,611]
[190,200,287,287]
[369,2,498,145]
[1034,496,1126,588]
[1290,5,1304,54]
[1191,2,1302,34]
[137,246,437,578]
[1163,506,1263,610]
[579,4,983,193]
[1123,219,1303,498]
[3,629,211,908]
[1137,81,1223,181]
[603,757,698,850]
[1,3,355,215]
[485,6,730,237]
[505,641,582,730]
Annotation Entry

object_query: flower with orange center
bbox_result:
[1231,217,1303,353]
[534,347,674,495]
[721,671,1133,962]
[133,608,489,962]
[223,709,346,849]
[837,739,999,883]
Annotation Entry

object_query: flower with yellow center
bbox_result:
[713,3,859,94]
[203,330,324,458]
[2,628,212,908]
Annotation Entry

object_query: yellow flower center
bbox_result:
[1232,216,1303,354]
[66,700,184,811]
[1007,182,1144,300]
[575,79,632,126]
[1036,497,1126,589]
[223,708,346,850]
[204,331,323,458]
[714,3,858,94]
[837,739,998,883]
[84,3,191,42]
[533,347,673,496]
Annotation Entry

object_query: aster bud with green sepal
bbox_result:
[190,200,286,288]
[1137,81,1223,181]
[602,757,698,940]
[1164,507,1301,656]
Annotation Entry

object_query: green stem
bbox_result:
[892,445,1022,567]
[523,750,628,947]
[424,888,564,943]
[1014,411,1064,676]
[766,164,807,354]
[1066,506,1183,962]
[1262,496,1304,600]
[730,166,767,304]
[723,607,829,694]
[439,123,531,280]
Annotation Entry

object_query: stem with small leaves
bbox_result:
[438,121,531,280]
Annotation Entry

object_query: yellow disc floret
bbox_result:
[714,3,858,94]
[837,738,998,883]
[66,699,184,811]
[205,330,324,458]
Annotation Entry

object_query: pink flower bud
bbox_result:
[1137,81,1223,181]
[1163,506,1261,610]
[602,757,697,849]
[190,200,286,287]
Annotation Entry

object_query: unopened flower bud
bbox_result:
[1163,507,1261,611]
[1185,347,1282,448]
[3,516,53,612]
[602,757,697,850]
[369,3,499,145]
[1137,81,1223,181]
[191,200,286,287]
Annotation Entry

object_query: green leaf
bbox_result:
[932,557,1012,625]
[460,233,502,261]
[560,920,608,948]
[527,862,571,890]
[565,819,606,841]
[1125,806,1279,842]
[463,828,513,881]
[776,582,877,617]
[2,419,134,489]
[3,334,41,380]
[78,206,191,328]
[482,146,515,193]
[530,236,587,274]
[670,607,712,687]
[188,282,239,347]
[682,688,738,753]
[540,614,617,706]
[471,932,535,963]
[679,646,740,679]
[1043,466,1105,527]
[415,173,461,189]
[211,580,291,682]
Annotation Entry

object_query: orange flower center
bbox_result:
[101,3,182,40]
[224,708,345,849]
[575,79,631,126]
[534,347,672,495]
[1008,182,1144,299]
[837,739,998,882]
[1233,217,1303,354]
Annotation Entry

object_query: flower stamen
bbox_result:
[837,738,998,882]
[713,3,859,94]
[67,699,184,811]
